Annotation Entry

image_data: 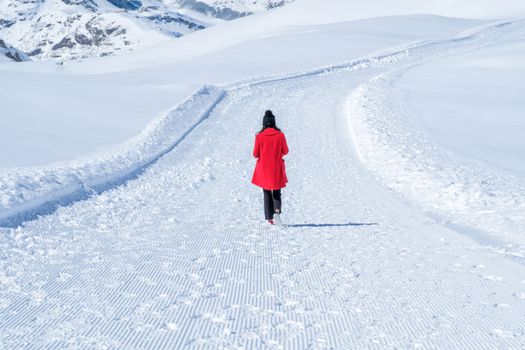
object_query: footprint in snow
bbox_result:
[491,328,514,338]
[484,275,503,282]
[166,322,178,331]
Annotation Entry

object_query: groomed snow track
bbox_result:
[1,19,522,229]
[1,20,525,349]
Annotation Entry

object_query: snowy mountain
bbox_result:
[173,0,294,20]
[0,0,213,60]
[0,39,29,62]
[0,0,291,61]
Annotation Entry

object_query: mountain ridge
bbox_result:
[0,0,293,61]
[0,39,29,62]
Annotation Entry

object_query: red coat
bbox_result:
[252,128,289,190]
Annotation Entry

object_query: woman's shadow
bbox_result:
[287,222,378,228]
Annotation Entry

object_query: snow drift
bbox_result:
[0,86,225,227]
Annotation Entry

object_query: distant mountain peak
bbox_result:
[174,0,294,20]
[106,0,143,11]
[0,0,294,61]
[0,39,30,62]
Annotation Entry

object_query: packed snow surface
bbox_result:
[2,32,525,346]
[1,0,525,347]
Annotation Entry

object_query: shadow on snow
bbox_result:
[287,222,378,228]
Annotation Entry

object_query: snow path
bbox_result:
[1,18,522,228]
[2,22,525,348]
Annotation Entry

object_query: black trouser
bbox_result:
[263,189,282,220]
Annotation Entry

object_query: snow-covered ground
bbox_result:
[347,23,525,259]
[1,0,525,347]
[398,42,525,177]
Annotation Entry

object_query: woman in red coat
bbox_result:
[252,110,289,225]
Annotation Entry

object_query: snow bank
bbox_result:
[349,76,525,249]
[0,86,225,227]
[346,20,525,253]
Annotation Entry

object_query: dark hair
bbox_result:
[259,125,281,133]
[258,110,281,133]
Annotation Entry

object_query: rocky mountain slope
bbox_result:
[0,0,292,61]
[173,0,294,20]
[0,39,30,62]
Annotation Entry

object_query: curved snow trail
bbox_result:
[347,69,525,261]
[1,18,523,229]
[1,22,525,349]
[346,21,525,261]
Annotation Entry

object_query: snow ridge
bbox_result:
[0,86,226,227]
[0,18,522,228]
[347,71,525,257]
